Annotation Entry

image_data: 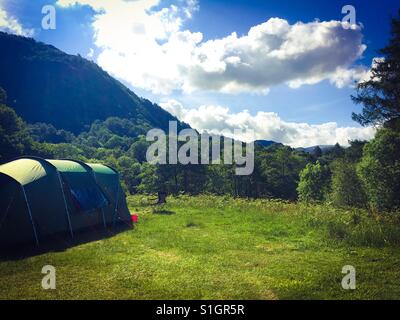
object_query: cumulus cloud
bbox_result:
[160,99,376,148]
[58,0,369,94]
[87,48,94,59]
[57,0,200,94]
[356,57,384,83]
[0,3,33,36]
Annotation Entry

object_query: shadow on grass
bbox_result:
[0,223,133,262]
[152,209,176,215]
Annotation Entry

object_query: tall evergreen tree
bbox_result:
[352,12,400,127]
[0,87,6,104]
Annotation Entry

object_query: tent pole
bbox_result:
[91,171,107,230]
[101,207,106,229]
[21,185,39,246]
[57,172,74,239]
[112,176,120,228]
[0,194,15,230]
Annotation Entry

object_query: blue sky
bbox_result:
[0,0,399,146]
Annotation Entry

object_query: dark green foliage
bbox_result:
[325,143,345,159]
[204,165,235,195]
[344,140,368,163]
[258,146,309,200]
[312,146,322,158]
[137,163,174,197]
[357,128,400,212]
[330,160,366,208]
[128,136,150,163]
[0,104,35,162]
[116,156,141,193]
[28,122,75,143]
[351,12,400,126]
[297,161,331,202]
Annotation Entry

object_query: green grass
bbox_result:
[0,195,399,299]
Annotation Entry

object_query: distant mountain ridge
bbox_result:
[295,145,335,154]
[254,140,277,148]
[255,140,335,152]
[0,32,187,134]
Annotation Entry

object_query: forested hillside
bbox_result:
[0,32,186,134]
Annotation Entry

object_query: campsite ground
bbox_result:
[0,195,399,300]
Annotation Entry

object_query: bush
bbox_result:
[330,160,367,208]
[297,161,330,202]
[357,128,400,212]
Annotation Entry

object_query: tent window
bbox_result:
[60,176,109,213]
[69,187,109,212]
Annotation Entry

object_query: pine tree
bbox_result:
[0,87,6,104]
[351,12,400,127]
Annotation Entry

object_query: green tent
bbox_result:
[0,157,131,248]
[86,163,131,228]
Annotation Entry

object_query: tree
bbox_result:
[357,128,400,212]
[345,140,368,163]
[129,136,150,163]
[351,12,400,127]
[312,146,323,158]
[137,164,175,204]
[48,143,85,160]
[28,122,75,143]
[330,160,366,208]
[104,135,126,149]
[205,164,234,195]
[0,87,6,104]
[116,156,141,193]
[0,104,34,162]
[297,161,331,202]
[330,143,345,158]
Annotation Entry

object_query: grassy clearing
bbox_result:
[0,195,399,299]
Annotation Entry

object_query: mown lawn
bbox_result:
[0,195,399,300]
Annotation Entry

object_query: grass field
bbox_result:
[0,195,399,300]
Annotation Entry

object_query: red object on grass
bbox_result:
[131,214,139,223]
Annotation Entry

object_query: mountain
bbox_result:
[254,140,277,148]
[0,32,186,134]
[295,145,335,154]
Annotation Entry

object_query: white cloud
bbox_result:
[58,0,199,94]
[160,99,376,148]
[58,0,369,95]
[356,57,384,83]
[87,48,94,59]
[0,3,33,36]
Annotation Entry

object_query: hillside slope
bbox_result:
[0,32,185,133]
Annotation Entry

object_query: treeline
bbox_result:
[0,93,372,203]
[0,83,398,213]
[298,129,400,212]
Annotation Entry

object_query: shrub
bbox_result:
[357,128,400,212]
[297,161,330,202]
[330,160,367,208]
